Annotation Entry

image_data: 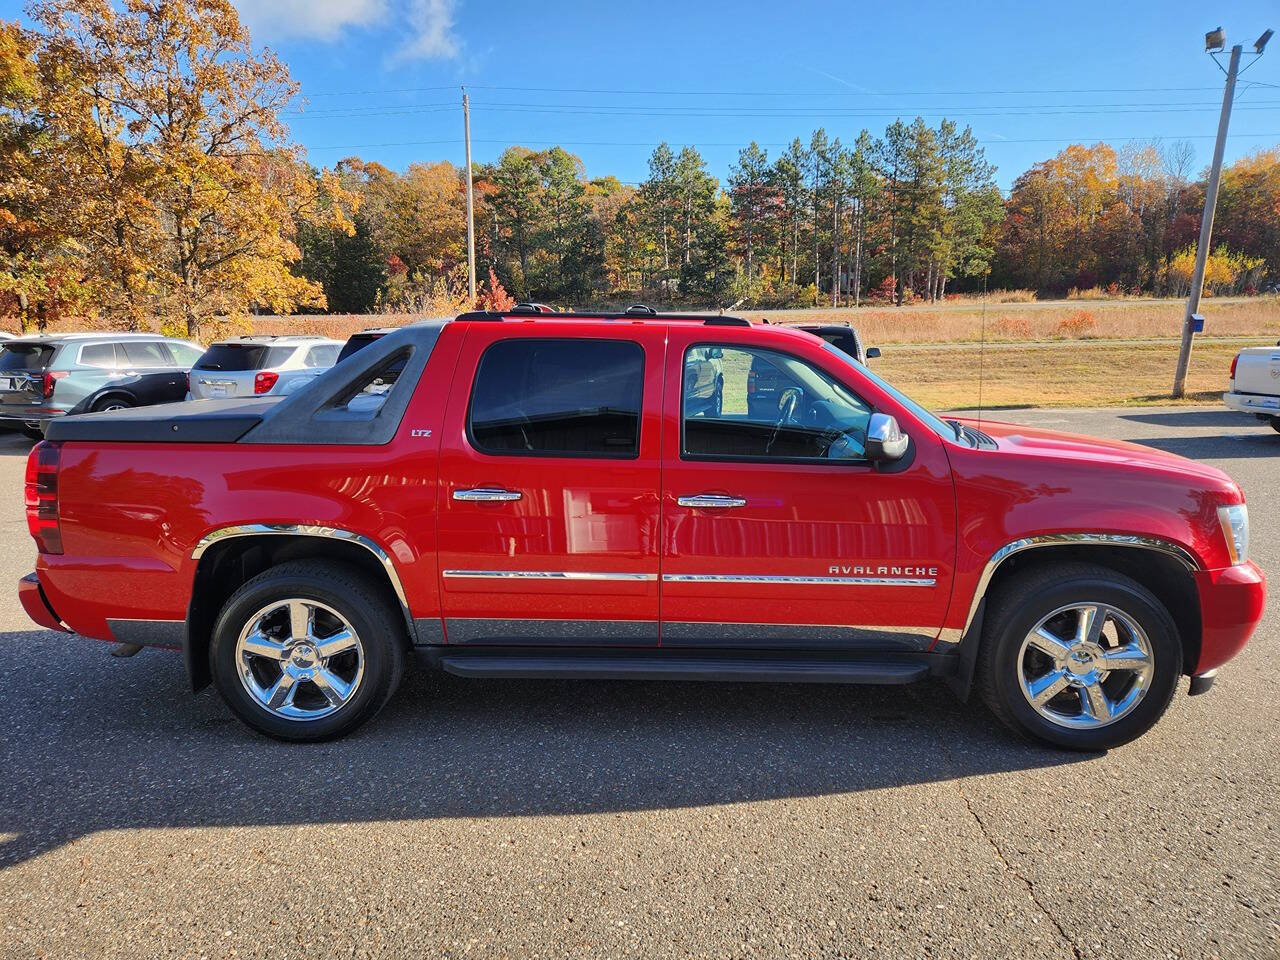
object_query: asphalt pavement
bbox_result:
[0,406,1275,959]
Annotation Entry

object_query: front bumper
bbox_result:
[1223,391,1280,417]
[1194,560,1266,674]
[18,573,70,632]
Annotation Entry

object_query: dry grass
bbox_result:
[752,295,1280,345]
[874,340,1247,410]
[241,296,1280,346]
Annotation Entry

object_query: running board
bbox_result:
[437,654,929,685]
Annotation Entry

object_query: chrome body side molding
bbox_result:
[443,570,657,582]
[941,533,1202,647]
[662,573,936,587]
[191,524,414,637]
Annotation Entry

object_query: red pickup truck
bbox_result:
[19,311,1265,749]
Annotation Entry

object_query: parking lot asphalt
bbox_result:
[0,406,1275,959]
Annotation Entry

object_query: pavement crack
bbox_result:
[926,708,1083,960]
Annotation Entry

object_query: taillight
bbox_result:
[254,371,279,394]
[42,370,68,399]
[1229,353,1239,380]
[24,441,62,554]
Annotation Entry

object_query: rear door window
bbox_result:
[304,344,340,367]
[122,341,171,367]
[468,338,644,457]
[0,343,56,372]
[79,343,122,369]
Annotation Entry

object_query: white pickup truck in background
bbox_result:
[1225,342,1280,432]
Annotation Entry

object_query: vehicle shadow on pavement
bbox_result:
[1120,410,1270,429]
[0,631,1089,867]
[1134,433,1279,460]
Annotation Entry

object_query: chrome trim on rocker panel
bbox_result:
[107,618,185,648]
[446,618,660,644]
[190,524,415,637]
[662,621,938,650]
[942,533,1202,648]
[443,570,658,582]
[662,573,936,587]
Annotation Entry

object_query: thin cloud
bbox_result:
[234,0,461,62]
[235,0,389,42]
[393,0,461,61]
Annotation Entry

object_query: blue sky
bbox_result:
[6,0,1280,189]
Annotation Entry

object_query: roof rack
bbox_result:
[454,310,753,325]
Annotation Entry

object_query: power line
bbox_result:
[300,131,1280,152]
[301,82,1231,99]
[285,101,1280,122]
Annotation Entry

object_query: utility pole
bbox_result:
[462,88,477,304]
[1172,27,1271,395]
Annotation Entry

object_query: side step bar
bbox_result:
[438,654,929,685]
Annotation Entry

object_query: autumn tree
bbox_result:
[0,19,94,329]
[18,0,353,337]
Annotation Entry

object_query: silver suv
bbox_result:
[187,336,343,400]
[0,333,205,438]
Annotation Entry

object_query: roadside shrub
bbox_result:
[991,315,1033,339]
[991,288,1037,303]
[1056,309,1097,338]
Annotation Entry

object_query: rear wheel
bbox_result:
[976,563,1182,750]
[93,397,132,413]
[1270,416,1280,434]
[209,560,405,741]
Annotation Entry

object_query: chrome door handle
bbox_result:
[677,494,747,509]
[453,487,523,502]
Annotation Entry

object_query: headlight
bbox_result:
[1217,504,1249,565]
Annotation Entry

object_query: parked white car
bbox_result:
[187,336,342,400]
[1224,341,1280,432]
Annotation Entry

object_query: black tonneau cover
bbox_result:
[41,322,446,445]
[44,398,279,443]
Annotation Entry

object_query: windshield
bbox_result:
[0,343,56,372]
[821,342,959,444]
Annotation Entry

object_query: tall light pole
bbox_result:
[462,88,477,304]
[1172,27,1270,397]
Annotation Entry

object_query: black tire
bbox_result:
[209,560,405,742]
[20,425,43,441]
[1270,417,1280,434]
[975,562,1182,751]
[93,396,132,413]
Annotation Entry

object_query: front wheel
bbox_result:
[209,560,405,741]
[976,563,1182,750]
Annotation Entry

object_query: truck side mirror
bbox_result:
[865,346,881,361]
[865,413,908,462]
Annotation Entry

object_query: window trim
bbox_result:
[679,341,875,467]
[75,341,125,370]
[465,336,646,461]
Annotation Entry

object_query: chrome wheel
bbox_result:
[235,599,364,721]
[1017,602,1154,730]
